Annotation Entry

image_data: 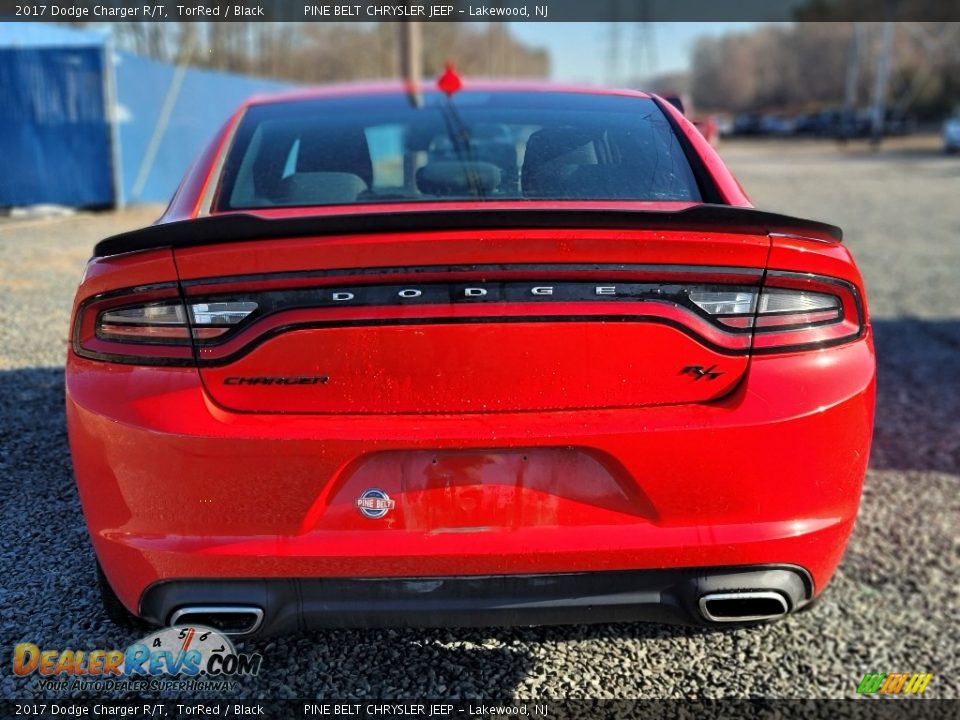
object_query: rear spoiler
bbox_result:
[93,205,842,258]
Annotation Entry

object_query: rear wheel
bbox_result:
[96,561,144,630]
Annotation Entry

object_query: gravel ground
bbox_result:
[1,141,957,700]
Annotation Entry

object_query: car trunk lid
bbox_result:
[174,225,768,414]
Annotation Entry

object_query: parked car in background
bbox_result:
[732,113,765,136]
[824,108,912,140]
[833,110,872,140]
[740,107,913,140]
[943,114,960,153]
[715,114,734,138]
[692,115,718,145]
[791,112,820,137]
[881,109,913,137]
[759,115,795,136]
[659,93,686,115]
[646,91,717,145]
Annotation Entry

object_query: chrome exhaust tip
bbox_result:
[698,591,790,623]
[168,605,264,636]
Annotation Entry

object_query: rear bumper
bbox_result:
[141,565,813,635]
[66,337,874,619]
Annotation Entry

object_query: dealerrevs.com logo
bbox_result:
[857,672,934,695]
[13,626,262,692]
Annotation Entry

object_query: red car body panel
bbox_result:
[66,82,874,630]
[67,335,873,613]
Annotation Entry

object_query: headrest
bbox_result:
[522,127,598,196]
[416,161,501,196]
[523,128,598,167]
[296,128,373,187]
[275,172,368,205]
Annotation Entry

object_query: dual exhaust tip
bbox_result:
[698,591,790,623]
[169,606,264,636]
[167,591,791,637]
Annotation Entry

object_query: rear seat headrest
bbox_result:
[276,172,368,205]
[522,127,599,196]
[417,161,501,196]
[296,129,373,187]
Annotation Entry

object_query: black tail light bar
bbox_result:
[72,265,864,366]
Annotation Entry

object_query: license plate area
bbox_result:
[323,448,653,532]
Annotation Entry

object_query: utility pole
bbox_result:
[631,22,659,84]
[632,0,658,85]
[399,22,422,108]
[869,21,895,146]
[844,22,863,112]
[607,21,621,85]
[399,21,422,193]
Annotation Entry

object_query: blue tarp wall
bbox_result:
[0,25,113,207]
[1,23,293,207]
[114,52,291,204]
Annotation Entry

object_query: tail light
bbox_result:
[73,288,258,364]
[73,271,862,365]
[98,303,191,341]
[688,271,863,352]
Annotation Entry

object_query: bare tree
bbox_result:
[690,21,960,119]
[103,21,548,86]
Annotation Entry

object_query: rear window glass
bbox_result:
[216,91,702,210]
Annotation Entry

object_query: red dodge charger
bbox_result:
[66,80,875,636]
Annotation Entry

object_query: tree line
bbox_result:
[106,22,549,83]
[690,22,960,119]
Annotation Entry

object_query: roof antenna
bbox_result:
[437,61,463,97]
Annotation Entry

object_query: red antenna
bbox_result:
[437,62,462,96]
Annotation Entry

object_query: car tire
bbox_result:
[96,561,144,630]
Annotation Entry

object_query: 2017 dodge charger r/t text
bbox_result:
[66,79,875,636]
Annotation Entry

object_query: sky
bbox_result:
[509,22,763,84]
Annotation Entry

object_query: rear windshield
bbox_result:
[216,91,703,210]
